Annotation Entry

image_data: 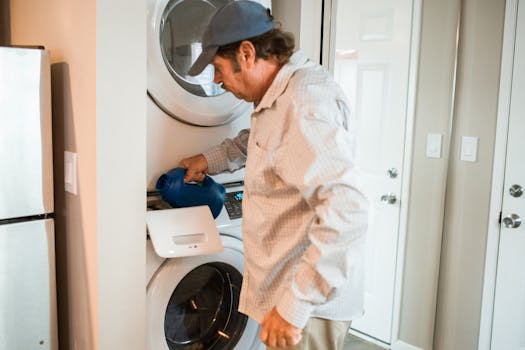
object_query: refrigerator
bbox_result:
[0,46,58,350]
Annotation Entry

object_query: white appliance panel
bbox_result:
[0,219,57,350]
[0,47,54,220]
[146,205,223,258]
[147,97,250,189]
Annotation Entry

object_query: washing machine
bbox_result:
[146,0,271,349]
[146,181,263,350]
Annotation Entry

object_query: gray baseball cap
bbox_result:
[187,0,274,76]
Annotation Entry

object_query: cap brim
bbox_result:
[187,45,218,76]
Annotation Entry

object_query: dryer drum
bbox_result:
[164,262,248,349]
[159,0,230,98]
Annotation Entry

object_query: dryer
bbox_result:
[146,0,271,189]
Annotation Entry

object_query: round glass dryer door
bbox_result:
[164,262,247,349]
[160,0,227,99]
[148,0,270,126]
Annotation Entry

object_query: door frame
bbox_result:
[321,0,423,347]
[478,0,519,348]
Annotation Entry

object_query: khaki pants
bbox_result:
[267,318,351,350]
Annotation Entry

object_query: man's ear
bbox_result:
[238,40,256,68]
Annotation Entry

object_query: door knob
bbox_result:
[502,214,522,228]
[509,184,523,198]
[387,168,398,179]
[381,193,397,204]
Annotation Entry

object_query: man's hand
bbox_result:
[179,154,208,183]
[260,307,303,348]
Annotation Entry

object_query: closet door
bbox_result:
[490,1,525,348]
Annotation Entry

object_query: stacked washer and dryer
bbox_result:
[146,0,270,349]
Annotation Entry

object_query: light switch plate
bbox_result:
[64,151,78,195]
[460,136,478,162]
[426,133,442,158]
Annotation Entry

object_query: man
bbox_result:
[180,1,368,349]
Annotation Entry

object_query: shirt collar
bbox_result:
[254,50,310,113]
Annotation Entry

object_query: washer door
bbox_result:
[147,236,261,350]
[148,0,253,126]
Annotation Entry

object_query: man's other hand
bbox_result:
[260,307,303,348]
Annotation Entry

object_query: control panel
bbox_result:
[224,190,243,220]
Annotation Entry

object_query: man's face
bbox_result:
[212,54,251,102]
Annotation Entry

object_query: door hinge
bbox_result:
[498,211,502,224]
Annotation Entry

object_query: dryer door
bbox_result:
[148,0,270,126]
[147,236,262,350]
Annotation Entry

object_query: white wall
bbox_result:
[96,0,146,349]
[272,0,323,63]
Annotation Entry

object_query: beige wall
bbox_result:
[10,0,98,348]
[434,0,505,349]
[10,0,147,349]
[397,0,460,348]
[398,0,505,349]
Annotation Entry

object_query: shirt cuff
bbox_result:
[276,289,315,329]
[203,145,228,174]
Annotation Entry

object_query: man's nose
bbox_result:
[213,73,222,84]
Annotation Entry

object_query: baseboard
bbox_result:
[348,331,424,350]
[391,340,424,350]
[348,329,389,348]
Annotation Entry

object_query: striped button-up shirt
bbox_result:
[203,50,368,328]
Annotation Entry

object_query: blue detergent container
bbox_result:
[155,167,226,219]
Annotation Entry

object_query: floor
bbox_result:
[343,335,385,350]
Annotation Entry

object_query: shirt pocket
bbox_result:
[245,138,273,194]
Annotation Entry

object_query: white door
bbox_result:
[491,1,525,348]
[325,0,414,344]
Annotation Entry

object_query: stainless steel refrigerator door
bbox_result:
[0,47,54,220]
[0,219,57,350]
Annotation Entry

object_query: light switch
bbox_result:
[64,151,78,195]
[426,133,442,158]
[460,136,478,162]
